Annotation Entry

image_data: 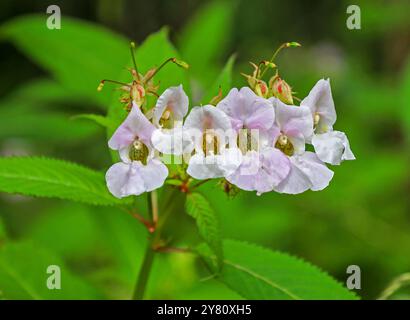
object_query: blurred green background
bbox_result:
[0,0,409,299]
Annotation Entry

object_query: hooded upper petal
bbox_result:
[227,148,291,195]
[152,85,189,127]
[274,151,334,194]
[217,87,275,131]
[105,159,168,198]
[312,131,355,165]
[184,105,232,132]
[108,104,155,150]
[272,98,314,139]
[301,79,336,133]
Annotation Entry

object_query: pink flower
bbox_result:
[106,105,168,198]
[301,79,355,165]
[217,87,291,195]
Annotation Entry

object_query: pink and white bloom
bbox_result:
[106,105,168,198]
[301,79,355,165]
[151,85,193,155]
[184,105,242,180]
[217,87,291,195]
[269,98,334,194]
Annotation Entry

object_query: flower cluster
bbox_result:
[103,43,355,198]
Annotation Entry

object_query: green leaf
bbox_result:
[186,192,223,269]
[1,15,129,107]
[0,108,100,142]
[202,54,236,104]
[0,157,128,206]
[71,113,116,130]
[0,242,102,299]
[179,1,235,87]
[199,239,359,300]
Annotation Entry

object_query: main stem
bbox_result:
[133,237,155,299]
[132,192,156,300]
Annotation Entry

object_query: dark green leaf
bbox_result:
[0,157,129,206]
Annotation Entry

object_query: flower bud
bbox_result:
[269,75,293,104]
[130,81,145,106]
[254,80,268,98]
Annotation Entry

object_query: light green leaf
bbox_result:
[0,108,100,142]
[186,192,223,269]
[202,54,236,104]
[0,157,128,206]
[179,1,235,87]
[1,15,129,107]
[199,239,359,300]
[0,242,102,299]
[71,113,116,130]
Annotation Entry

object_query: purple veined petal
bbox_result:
[105,162,146,198]
[151,127,194,155]
[108,104,155,150]
[273,98,314,140]
[312,131,355,165]
[152,85,189,127]
[139,159,169,192]
[227,148,290,195]
[184,105,232,132]
[300,79,336,133]
[217,87,275,131]
[274,151,334,194]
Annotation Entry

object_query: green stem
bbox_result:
[132,192,156,300]
[133,237,155,300]
[131,188,179,300]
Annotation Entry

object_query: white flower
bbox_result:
[151,85,193,155]
[301,79,355,165]
[269,98,334,194]
[184,105,242,180]
[106,105,168,198]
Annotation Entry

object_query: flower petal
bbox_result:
[187,153,225,180]
[105,162,145,198]
[184,105,232,132]
[152,85,189,127]
[274,151,333,194]
[217,87,275,131]
[108,104,155,150]
[301,79,336,133]
[151,127,194,155]
[272,98,314,140]
[139,159,169,192]
[312,131,355,165]
[227,148,290,195]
